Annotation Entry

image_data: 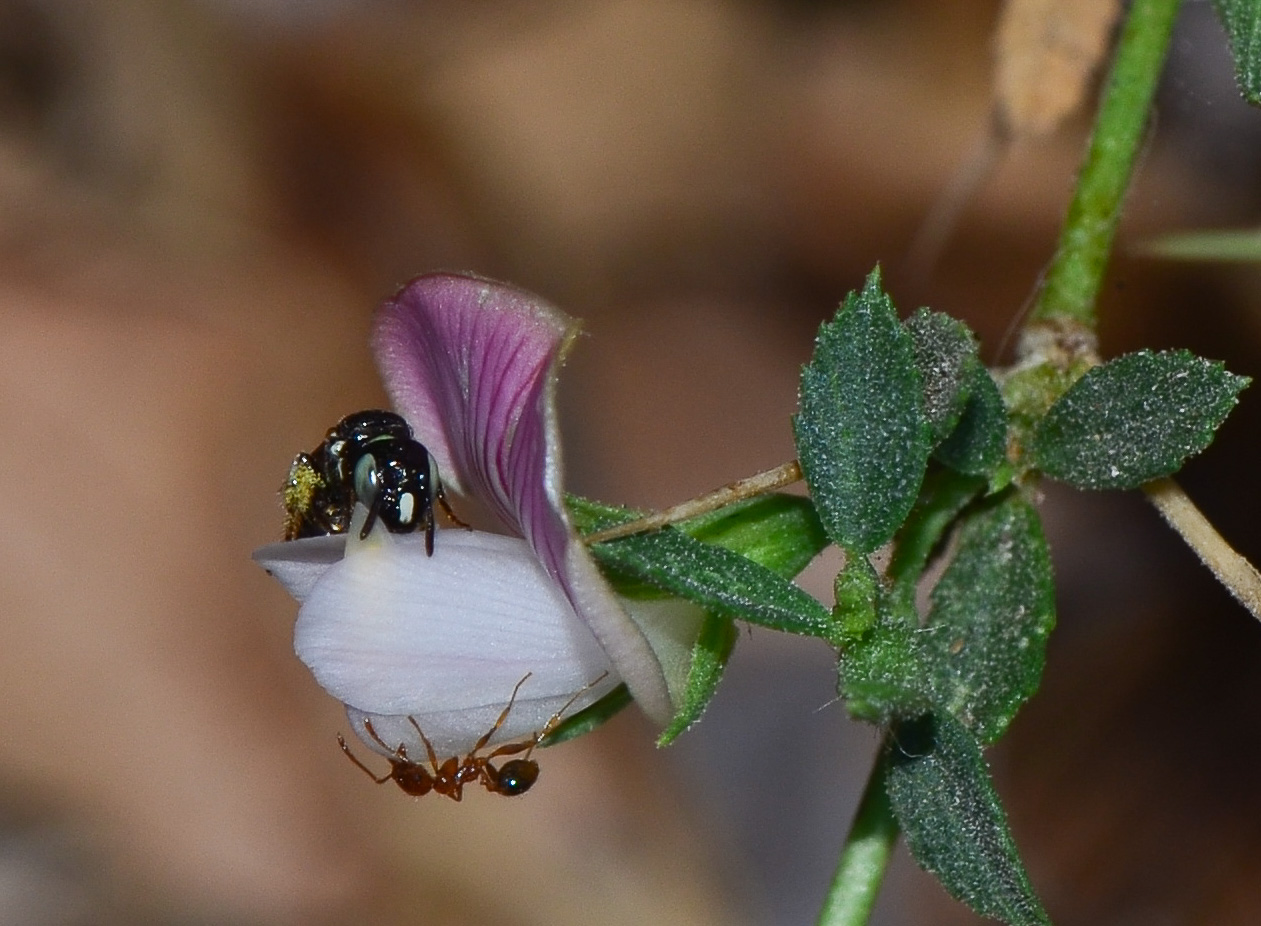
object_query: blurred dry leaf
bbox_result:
[994,0,1122,139]
[907,0,1121,277]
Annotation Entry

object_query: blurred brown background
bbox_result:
[2,1,1261,924]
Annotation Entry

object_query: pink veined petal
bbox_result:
[373,273,672,723]
[373,273,564,513]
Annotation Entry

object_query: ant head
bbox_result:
[491,759,540,797]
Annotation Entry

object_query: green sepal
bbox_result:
[886,713,1050,926]
[588,526,834,639]
[679,494,829,580]
[794,267,932,553]
[1029,349,1249,490]
[657,613,738,746]
[567,493,828,580]
[566,494,643,533]
[922,493,1056,744]
[833,554,879,646]
[567,493,830,736]
[1213,0,1261,105]
[838,592,930,726]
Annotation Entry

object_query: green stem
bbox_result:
[817,748,899,926]
[1030,0,1183,330]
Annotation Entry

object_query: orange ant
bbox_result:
[336,671,608,801]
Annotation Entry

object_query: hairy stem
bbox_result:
[1029,0,1183,332]
[817,748,899,926]
[1144,477,1261,621]
[583,460,803,544]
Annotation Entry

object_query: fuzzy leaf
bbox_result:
[886,714,1050,926]
[887,468,986,594]
[1030,350,1249,490]
[1214,0,1261,105]
[795,268,932,553]
[923,494,1056,744]
[935,365,1009,477]
[588,527,834,639]
[906,308,980,445]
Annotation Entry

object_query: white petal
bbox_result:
[294,530,616,725]
[252,535,347,603]
[621,597,707,711]
[343,677,606,765]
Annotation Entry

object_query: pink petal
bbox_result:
[373,273,671,723]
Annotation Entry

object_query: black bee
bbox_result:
[281,410,462,554]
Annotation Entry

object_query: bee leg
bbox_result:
[359,493,384,540]
[435,484,470,530]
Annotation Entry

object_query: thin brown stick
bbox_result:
[1144,477,1261,622]
[584,460,804,544]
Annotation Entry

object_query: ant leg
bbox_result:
[466,672,534,759]
[361,718,400,754]
[423,509,435,557]
[337,733,393,784]
[435,484,470,530]
[484,670,612,763]
[532,671,612,757]
[406,715,445,777]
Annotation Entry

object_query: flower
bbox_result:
[256,273,672,763]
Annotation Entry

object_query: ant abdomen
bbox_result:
[490,759,539,796]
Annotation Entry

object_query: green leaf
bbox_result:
[588,527,835,639]
[794,267,932,553]
[906,309,980,445]
[540,683,632,747]
[922,494,1056,744]
[1029,350,1249,490]
[887,467,986,595]
[935,365,1009,478]
[1214,0,1261,105]
[1138,225,1261,261]
[657,613,738,745]
[838,594,930,725]
[886,714,1050,926]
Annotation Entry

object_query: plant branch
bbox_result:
[1028,0,1183,333]
[583,460,803,544]
[1144,477,1261,621]
[817,747,899,926]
